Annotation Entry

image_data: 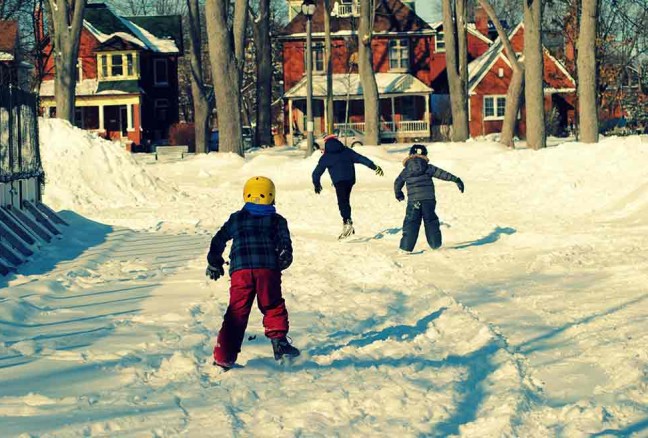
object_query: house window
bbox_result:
[74,107,83,128]
[305,42,325,73]
[101,55,108,78]
[111,54,124,76]
[154,59,169,86]
[127,54,134,76]
[99,52,138,80]
[498,68,504,78]
[436,31,445,52]
[389,39,409,71]
[155,98,169,121]
[484,95,506,120]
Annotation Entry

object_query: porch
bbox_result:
[284,73,432,145]
[41,96,141,146]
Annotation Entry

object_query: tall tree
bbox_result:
[524,0,546,149]
[251,0,273,147]
[186,0,212,154]
[442,0,470,141]
[47,0,87,122]
[324,0,334,134]
[205,0,248,156]
[478,0,525,148]
[577,0,598,143]
[358,0,380,145]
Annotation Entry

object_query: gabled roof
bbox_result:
[83,3,182,54]
[280,0,433,38]
[467,23,575,94]
[0,20,19,60]
[428,20,493,45]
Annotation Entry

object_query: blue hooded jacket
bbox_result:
[312,137,377,186]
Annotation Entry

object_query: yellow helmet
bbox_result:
[243,176,276,205]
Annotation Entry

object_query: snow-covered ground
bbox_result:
[1,119,646,436]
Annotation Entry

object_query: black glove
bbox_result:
[375,165,384,177]
[456,178,465,193]
[396,192,405,202]
[278,249,293,270]
[314,184,322,194]
[206,264,225,281]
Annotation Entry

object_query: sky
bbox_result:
[415,0,440,23]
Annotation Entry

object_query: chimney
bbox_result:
[474,4,489,38]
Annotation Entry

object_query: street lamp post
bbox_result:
[302,0,316,157]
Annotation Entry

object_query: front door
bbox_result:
[104,105,127,140]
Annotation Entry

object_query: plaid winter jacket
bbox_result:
[394,155,460,202]
[207,209,292,274]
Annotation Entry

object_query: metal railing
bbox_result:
[335,2,360,17]
[334,120,430,138]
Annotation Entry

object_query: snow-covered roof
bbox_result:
[0,51,14,61]
[284,73,433,99]
[82,3,181,54]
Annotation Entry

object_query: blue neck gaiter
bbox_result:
[243,202,276,216]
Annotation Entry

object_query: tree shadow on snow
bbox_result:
[449,226,516,250]
[590,417,648,437]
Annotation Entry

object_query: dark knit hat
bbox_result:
[409,144,428,156]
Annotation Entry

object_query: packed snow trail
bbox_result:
[1,214,530,436]
[0,120,646,436]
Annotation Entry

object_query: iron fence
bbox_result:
[0,85,44,184]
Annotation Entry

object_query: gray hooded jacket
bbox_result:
[394,155,459,202]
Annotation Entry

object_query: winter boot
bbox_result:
[338,219,355,240]
[271,337,300,361]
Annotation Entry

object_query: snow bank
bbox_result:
[39,119,178,214]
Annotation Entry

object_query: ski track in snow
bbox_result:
[0,120,646,436]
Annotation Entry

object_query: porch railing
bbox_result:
[334,120,430,139]
[334,2,360,17]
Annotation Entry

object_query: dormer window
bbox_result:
[98,51,139,80]
[436,31,445,52]
[389,39,409,72]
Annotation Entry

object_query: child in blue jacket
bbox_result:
[394,145,464,252]
[312,135,384,239]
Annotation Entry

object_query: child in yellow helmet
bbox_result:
[206,176,299,369]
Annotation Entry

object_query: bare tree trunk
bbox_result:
[442,0,469,141]
[524,0,546,150]
[324,0,334,134]
[578,0,599,143]
[205,0,247,156]
[358,0,380,145]
[48,0,87,123]
[478,0,525,147]
[187,0,212,154]
[252,0,273,148]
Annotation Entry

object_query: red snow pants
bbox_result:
[213,269,289,366]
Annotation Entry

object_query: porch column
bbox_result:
[99,105,105,130]
[127,104,134,131]
[288,99,294,145]
[391,97,396,132]
[425,94,430,133]
[323,99,328,134]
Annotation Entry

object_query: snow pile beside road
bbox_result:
[39,118,177,214]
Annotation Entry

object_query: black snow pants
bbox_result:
[400,200,442,251]
[334,180,354,223]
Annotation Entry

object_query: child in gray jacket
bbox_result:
[394,145,464,252]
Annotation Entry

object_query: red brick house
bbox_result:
[280,0,444,143]
[467,23,576,138]
[0,20,31,89]
[39,3,183,147]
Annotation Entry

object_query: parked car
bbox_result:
[208,130,219,152]
[242,126,255,150]
[209,128,256,152]
[297,128,365,150]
